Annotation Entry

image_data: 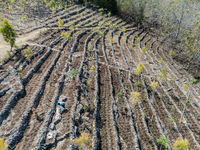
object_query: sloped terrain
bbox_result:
[1,2,200,150]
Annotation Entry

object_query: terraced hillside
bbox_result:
[1,2,200,150]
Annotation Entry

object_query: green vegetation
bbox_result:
[173,137,189,150]
[156,136,169,150]
[117,92,123,99]
[24,48,33,60]
[0,18,17,52]
[73,132,92,150]
[0,138,8,150]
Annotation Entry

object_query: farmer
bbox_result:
[58,102,65,113]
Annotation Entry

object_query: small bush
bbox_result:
[173,137,189,150]
[73,132,92,150]
[0,138,8,150]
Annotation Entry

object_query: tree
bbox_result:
[0,18,17,52]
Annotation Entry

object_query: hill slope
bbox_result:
[0,2,200,150]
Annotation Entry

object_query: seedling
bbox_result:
[169,50,176,58]
[24,47,33,60]
[117,92,123,99]
[150,81,159,102]
[98,30,104,37]
[129,91,141,105]
[58,18,63,28]
[135,62,145,75]
[66,69,80,89]
[84,105,90,112]
[156,136,169,150]
[32,108,42,121]
[70,22,76,30]
[158,67,168,81]
[108,12,111,17]
[141,47,147,54]
[90,65,96,72]
[131,44,136,48]
[118,105,123,110]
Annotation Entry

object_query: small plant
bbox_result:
[117,92,123,99]
[88,79,92,87]
[170,119,174,123]
[158,67,168,81]
[61,32,71,41]
[131,44,136,48]
[108,12,111,17]
[58,18,63,28]
[129,91,141,105]
[189,77,198,84]
[181,83,191,121]
[141,47,147,54]
[18,72,24,80]
[84,105,90,112]
[159,59,164,63]
[73,132,92,150]
[122,26,126,32]
[122,35,127,40]
[70,22,76,30]
[32,108,42,121]
[0,138,8,150]
[150,81,159,102]
[156,136,169,150]
[98,30,104,37]
[24,47,33,60]
[173,137,189,150]
[90,65,96,72]
[88,46,92,51]
[21,14,28,20]
[67,69,80,81]
[118,105,123,110]
[134,80,143,87]
[135,62,145,75]
[136,37,140,41]
[169,50,176,58]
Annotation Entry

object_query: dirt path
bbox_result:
[0,28,48,60]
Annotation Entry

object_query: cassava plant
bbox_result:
[66,69,80,89]
[156,136,169,150]
[135,62,145,76]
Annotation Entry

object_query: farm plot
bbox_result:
[0,1,200,150]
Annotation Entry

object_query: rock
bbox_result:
[76,104,84,114]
